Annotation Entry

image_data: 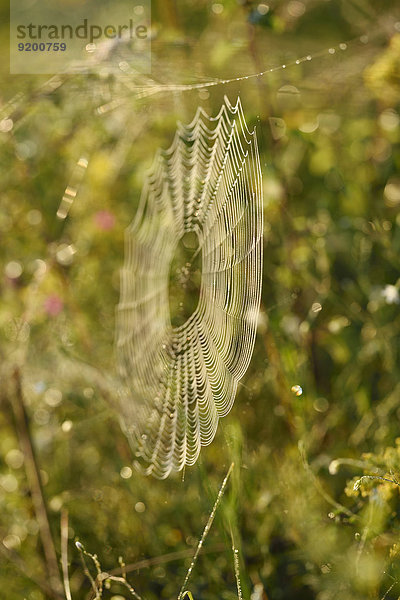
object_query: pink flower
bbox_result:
[44,294,63,316]
[94,210,115,231]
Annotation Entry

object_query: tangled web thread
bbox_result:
[116,96,263,478]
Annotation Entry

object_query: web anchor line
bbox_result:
[1,24,394,123]
[93,24,395,115]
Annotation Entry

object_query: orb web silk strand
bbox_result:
[116,96,263,478]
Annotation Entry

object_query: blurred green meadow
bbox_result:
[1,1,400,599]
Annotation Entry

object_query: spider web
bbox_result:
[116,96,263,479]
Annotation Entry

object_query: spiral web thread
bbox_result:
[116,96,263,479]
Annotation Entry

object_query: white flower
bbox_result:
[381,284,399,304]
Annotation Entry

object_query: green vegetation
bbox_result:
[1,1,400,599]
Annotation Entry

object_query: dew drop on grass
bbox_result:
[291,384,303,396]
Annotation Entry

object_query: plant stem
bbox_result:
[9,367,63,598]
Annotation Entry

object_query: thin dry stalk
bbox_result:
[9,367,63,597]
[109,544,225,577]
[61,509,72,600]
[177,462,235,600]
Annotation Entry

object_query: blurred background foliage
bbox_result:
[1,0,400,599]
